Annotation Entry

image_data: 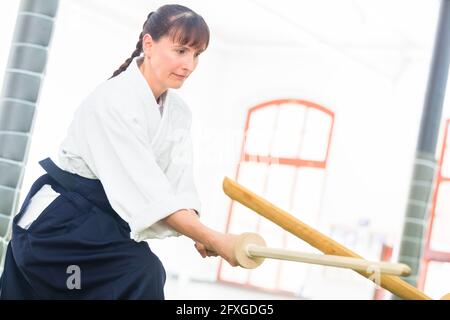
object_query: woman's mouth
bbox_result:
[173,73,187,80]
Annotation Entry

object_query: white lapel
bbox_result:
[121,56,174,149]
[151,89,173,149]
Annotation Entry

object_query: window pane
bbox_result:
[264,164,297,212]
[237,162,268,195]
[291,167,326,225]
[424,262,450,300]
[271,104,306,158]
[245,106,278,156]
[300,109,332,161]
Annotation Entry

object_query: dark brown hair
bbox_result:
[109,4,209,79]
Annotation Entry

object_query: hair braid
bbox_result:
[108,12,154,79]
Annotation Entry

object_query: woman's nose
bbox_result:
[183,55,196,72]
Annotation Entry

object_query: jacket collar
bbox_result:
[121,56,169,111]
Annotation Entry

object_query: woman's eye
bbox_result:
[177,49,186,54]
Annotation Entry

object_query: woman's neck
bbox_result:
[138,58,166,102]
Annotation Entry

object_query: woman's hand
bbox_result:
[197,232,240,267]
[162,209,240,267]
[194,241,218,258]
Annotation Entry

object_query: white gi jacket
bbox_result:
[20,56,201,241]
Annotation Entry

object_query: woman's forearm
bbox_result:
[163,209,239,267]
[162,209,217,247]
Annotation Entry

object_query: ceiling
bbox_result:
[70,0,442,81]
[75,0,441,49]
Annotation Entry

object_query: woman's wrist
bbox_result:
[163,208,217,245]
[202,229,221,250]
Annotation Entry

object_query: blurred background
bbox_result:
[0,0,449,299]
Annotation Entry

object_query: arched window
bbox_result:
[218,99,334,295]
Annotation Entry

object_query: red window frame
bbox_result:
[217,99,334,295]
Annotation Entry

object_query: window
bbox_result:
[217,99,334,295]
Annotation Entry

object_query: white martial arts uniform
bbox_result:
[18,56,201,241]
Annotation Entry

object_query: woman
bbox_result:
[0,4,238,300]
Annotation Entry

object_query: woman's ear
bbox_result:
[142,33,154,57]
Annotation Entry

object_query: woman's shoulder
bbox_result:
[87,77,130,102]
[80,77,138,114]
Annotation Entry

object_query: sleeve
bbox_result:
[170,134,202,215]
[77,102,200,242]
[136,128,202,240]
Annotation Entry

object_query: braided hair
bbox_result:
[109,5,209,79]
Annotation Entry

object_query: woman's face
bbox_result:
[142,33,204,90]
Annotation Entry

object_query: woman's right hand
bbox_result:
[197,231,240,267]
